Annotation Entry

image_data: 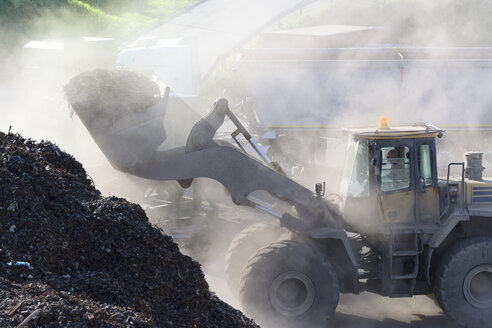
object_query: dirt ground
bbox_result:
[332,293,460,328]
[205,269,460,328]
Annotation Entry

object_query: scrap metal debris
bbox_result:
[0,131,259,328]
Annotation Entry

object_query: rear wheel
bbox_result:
[239,240,339,328]
[434,237,492,328]
[224,222,288,297]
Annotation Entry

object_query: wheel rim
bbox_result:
[269,271,315,317]
[463,265,492,309]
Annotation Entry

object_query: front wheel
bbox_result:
[434,236,492,327]
[239,240,339,328]
[224,222,289,297]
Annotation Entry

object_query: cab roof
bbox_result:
[348,123,444,140]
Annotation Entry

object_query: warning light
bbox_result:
[379,116,389,129]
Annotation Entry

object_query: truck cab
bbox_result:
[340,121,441,236]
[338,119,492,305]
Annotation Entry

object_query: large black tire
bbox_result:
[434,236,492,328]
[239,240,339,328]
[224,222,289,297]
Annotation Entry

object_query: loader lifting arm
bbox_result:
[69,77,341,232]
[130,98,342,231]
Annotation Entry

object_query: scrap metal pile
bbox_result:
[0,131,258,327]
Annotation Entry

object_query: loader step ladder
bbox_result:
[388,231,423,297]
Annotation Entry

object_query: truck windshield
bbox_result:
[340,138,369,198]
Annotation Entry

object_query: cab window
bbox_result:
[340,138,370,198]
[348,139,370,197]
[418,144,433,187]
[380,146,410,192]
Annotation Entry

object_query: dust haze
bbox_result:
[229,0,492,184]
[0,1,487,328]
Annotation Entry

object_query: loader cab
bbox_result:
[340,122,443,235]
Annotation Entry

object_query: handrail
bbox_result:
[440,162,465,222]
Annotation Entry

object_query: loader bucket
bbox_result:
[64,69,201,171]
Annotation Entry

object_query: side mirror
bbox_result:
[315,182,325,196]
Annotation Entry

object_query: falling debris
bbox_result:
[0,131,258,328]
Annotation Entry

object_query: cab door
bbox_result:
[415,141,439,224]
[378,144,416,224]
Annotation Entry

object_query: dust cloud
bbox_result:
[0,10,119,193]
[0,1,489,328]
[225,0,492,183]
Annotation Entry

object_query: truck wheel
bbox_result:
[434,236,492,328]
[224,222,288,297]
[239,240,339,328]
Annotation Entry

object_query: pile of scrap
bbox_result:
[0,131,258,328]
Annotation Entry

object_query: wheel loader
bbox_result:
[69,83,492,328]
